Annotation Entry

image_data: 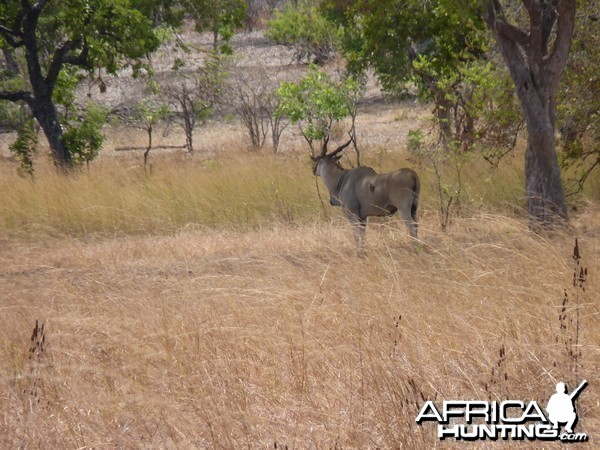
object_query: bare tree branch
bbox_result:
[496,19,530,49]
[545,0,576,91]
[0,90,34,107]
[540,0,558,56]
[44,40,84,87]
[0,25,24,47]
[526,0,544,76]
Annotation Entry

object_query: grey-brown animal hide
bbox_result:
[313,152,420,248]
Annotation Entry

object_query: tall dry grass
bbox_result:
[0,149,598,448]
[0,211,598,448]
[0,144,531,239]
[0,153,322,238]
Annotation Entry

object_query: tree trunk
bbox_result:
[144,126,153,167]
[523,101,567,222]
[31,94,73,170]
[483,0,575,225]
[435,95,453,147]
[213,29,219,52]
[22,6,73,170]
[182,100,195,153]
[185,119,194,153]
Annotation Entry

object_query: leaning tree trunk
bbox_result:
[484,0,576,225]
[22,7,73,171]
[31,94,73,170]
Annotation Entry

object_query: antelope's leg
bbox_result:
[346,210,367,249]
[399,207,418,239]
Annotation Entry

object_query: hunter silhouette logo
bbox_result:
[547,380,587,434]
[416,380,589,442]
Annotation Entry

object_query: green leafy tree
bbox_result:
[134,99,171,167]
[49,67,107,169]
[0,0,163,170]
[323,0,492,148]
[185,0,246,53]
[275,66,361,156]
[62,102,108,169]
[267,0,338,64]
[325,0,578,225]
[0,43,35,137]
[482,0,576,223]
[557,0,599,194]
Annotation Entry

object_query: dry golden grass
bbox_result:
[0,140,536,240]
[0,152,323,238]
[0,142,598,448]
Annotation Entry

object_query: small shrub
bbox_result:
[9,119,38,178]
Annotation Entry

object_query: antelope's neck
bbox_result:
[320,163,345,196]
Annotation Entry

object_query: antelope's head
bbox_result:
[310,136,353,177]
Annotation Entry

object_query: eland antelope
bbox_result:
[311,138,420,248]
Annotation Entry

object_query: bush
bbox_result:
[266,1,337,64]
[62,103,108,168]
[9,119,38,178]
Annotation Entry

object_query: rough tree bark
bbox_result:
[483,0,575,224]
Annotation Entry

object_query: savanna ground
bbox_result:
[1,32,599,449]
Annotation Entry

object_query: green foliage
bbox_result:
[9,119,38,178]
[415,54,521,152]
[62,103,108,167]
[0,53,28,130]
[52,68,82,110]
[192,100,212,121]
[462,60,522,163]
[276,67,361,150]
[134,99,171,166]
[0,99,25,130]
[185,0,246,53]
[0,0,171,167]
[323,0,486,91]
[135,100,171,128]
[52,68,107,167]
[322,0,506,149]
[14,0,162,76]
[407,129,425,153]
[557,0,599,193]
[267,1,338,63]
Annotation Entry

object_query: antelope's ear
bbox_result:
[310,155,318,162]
[332,154,343,161]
